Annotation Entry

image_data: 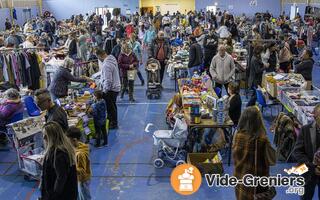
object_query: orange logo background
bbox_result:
[170,164,202,195]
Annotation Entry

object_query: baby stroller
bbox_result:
[146,58,162,99]
[152,118,188,168]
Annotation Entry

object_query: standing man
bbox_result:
[210,45,235,97]
[188,36,203,77]
[34,89,69,131]
[150,31,170,86]
[96,48,121,130]
[106,10,112,25]
[294,104,320,200]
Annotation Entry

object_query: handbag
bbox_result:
[254,137,277,200]
[127,69,137,81]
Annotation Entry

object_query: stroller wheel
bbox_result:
[176,160,186,167]
[154,158,165,168]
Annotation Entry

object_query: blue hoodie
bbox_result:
[143,28,156,45]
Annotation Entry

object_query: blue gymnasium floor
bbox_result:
[1,56,320,200]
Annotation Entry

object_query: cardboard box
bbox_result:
[266,81,278,98]
[187,153,224,176]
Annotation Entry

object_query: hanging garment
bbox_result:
[27,53,41,90]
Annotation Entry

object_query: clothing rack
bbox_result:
[0,47,46,52]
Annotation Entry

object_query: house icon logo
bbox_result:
[170,164,202,195]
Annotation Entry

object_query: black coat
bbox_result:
[228,94,242,126]
[68,39,77,57]
[188,42,203,68]
[294,122,319,174]
[294,58,314,81]
[203,34,218,65]
[41,149,77,200]
[248,55,265,88]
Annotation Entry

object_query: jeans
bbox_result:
[94,120,107,146]
[103,91,119,127]
[121,77,134,100]
[78,181,91,200]
[215,82,230,98]
[159,60,166,84]
[247,87,257,107]
[188,65,201,78]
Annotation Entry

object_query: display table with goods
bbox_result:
[279,89,320,125]
[177,74,234,167]
[262,72,307,98]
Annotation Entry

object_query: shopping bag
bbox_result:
[127,69,137,81]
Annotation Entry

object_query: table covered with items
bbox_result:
[262,72,307,98]
[279,89,320,125]
[177,74,234,168]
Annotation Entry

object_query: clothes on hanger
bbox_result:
[0,50,42,90]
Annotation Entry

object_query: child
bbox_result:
[90,90,107,147]
[66,126,92,200]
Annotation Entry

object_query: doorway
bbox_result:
[141,7,153,16]
[95,7,114,25]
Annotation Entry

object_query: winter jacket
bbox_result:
[210,53,235,84]
[75,142,92,183]
[248,55,265,88]
[48,67,87,98]
[143,28,156,45]
[279,43,292,64]
[150,38,170,60]
[92,99,107,126]
[188,42,203,68]
[125,25,135,38]
[45,104,69,131]
[100,55,121,93]
[131,41,143,62]
[0,100,24,128]
[41,149,77,200]
[294,58,314,81]
[203,34,218,64]
[233,131,274,200]
[118,52,138,78]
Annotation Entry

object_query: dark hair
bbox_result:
[95,48,106,56]
[228,82,240,94]
[94,90,103,99]
[305,48,313,58]
[66,126,82,140]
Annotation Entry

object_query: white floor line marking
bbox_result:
[118,102,168,105]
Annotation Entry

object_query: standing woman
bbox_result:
[118,41,139,102]
[78,29,89,61]
[130,33,145,86]
[41,121,78,200]
[233,106,276,200]
[247,46,269,106]
[278,34,293,73]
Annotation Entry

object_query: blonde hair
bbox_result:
[43,121,75,166]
